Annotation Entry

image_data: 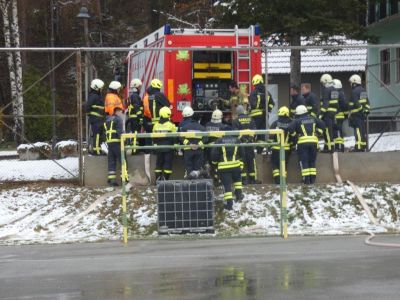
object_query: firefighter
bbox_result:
[152,106,177,181]
[104,106,126,186]
[269,106,293,184]
[288,105,325,184]
[179,106,206,179]
[348,74,370,152]
[333,79,348,152]
[126,78,143,154]
[301,83,319,118]
[84,79,105,155]
[205,109,229,181]
[289,84,306,116]
[211,127,245,210]
[104,81,123,116]
[319,73,338,153]
[224,81,249,120]
[232,105,260,185]
[142,78,171,150]
[249,74,275,154]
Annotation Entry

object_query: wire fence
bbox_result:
[0,43,399,184]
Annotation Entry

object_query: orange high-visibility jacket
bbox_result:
[142,93,152,119]
[104,93,123,115]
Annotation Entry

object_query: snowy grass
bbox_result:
[0,157,78,181]
[1,182,400,245]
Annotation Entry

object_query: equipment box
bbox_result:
[157,180,214,234]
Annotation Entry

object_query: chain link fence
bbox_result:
[0,42,399,184]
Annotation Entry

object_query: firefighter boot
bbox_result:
[224,200,233,211]
[235,189,244,202]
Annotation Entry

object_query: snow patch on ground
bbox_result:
[0,157,78,181]
[0,183,399,245]
[344,131,400,152]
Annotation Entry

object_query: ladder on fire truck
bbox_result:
[235,25,255,94]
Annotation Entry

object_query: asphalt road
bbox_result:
[0,235,400,300]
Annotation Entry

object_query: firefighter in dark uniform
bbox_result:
[249,74,275,153]
[211,128,245,210]
[320,73,338,153]
[104,106,126,186]
[126,78,143,154]
[152,107,177,181]
[84,79,105,155]
[269,106,293,184]
[232,105,259,185]
[180,106,206,179]
[288,105,325,184]
[333,79,348,152]
[301,83,319,118]
[289,84,306,116]
[205,109,228,181]
[348,74,370,152]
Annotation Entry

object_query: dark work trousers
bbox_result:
[350,115,367,151]
[143,118,153,154]
[253,114,266,154]
[183,149,203,176]
[155,151,174,180]
[218,168,243,202]
[297,143,318,184]
[107,142,121,182]
[126,119,142,154]
[242,146,256,181]
[333,118,345,152]
[89,121,104,155]
[271,149,290,184]
[322,113,335,152]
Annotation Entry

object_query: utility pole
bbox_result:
[77,2,91,146]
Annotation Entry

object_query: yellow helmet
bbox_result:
[252,74,263,85]
[159,106,171,119]
[151,78,163,89]
[278,106,290,117]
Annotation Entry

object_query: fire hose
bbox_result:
[332,152,400,248]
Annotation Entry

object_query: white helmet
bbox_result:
[211,109,223,121]
[320,74,333,87]
[333,79,342,89]
[130,78,142,89]
[295,105,308,115]
[109,81,122,91]
[90,79,104,91]
[182,106,194,118]
[349,74,362,85]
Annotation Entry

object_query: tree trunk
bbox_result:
[11,0,24,141]
[289,33,301,87]
[0,0,22,143]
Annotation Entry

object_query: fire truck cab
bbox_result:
[126,24,262,123]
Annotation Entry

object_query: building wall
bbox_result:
[367,18,400,116]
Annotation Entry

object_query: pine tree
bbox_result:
[215,0,373,86]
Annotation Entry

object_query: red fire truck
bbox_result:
[125,24,262,123]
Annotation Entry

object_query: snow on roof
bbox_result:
[264,36,367,74]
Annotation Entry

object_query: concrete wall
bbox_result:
[84,151,400,187]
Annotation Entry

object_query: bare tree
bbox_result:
[0,0,24,143]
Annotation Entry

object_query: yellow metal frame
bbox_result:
[120,129,288,244]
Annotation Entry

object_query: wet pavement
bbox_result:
[0,235,400,299]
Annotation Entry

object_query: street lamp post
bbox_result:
[77,5,91,148]
[50,0,57,155]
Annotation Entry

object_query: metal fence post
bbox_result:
[279,130,288,239]
[76,50,84,186]
[121,137,128,245]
